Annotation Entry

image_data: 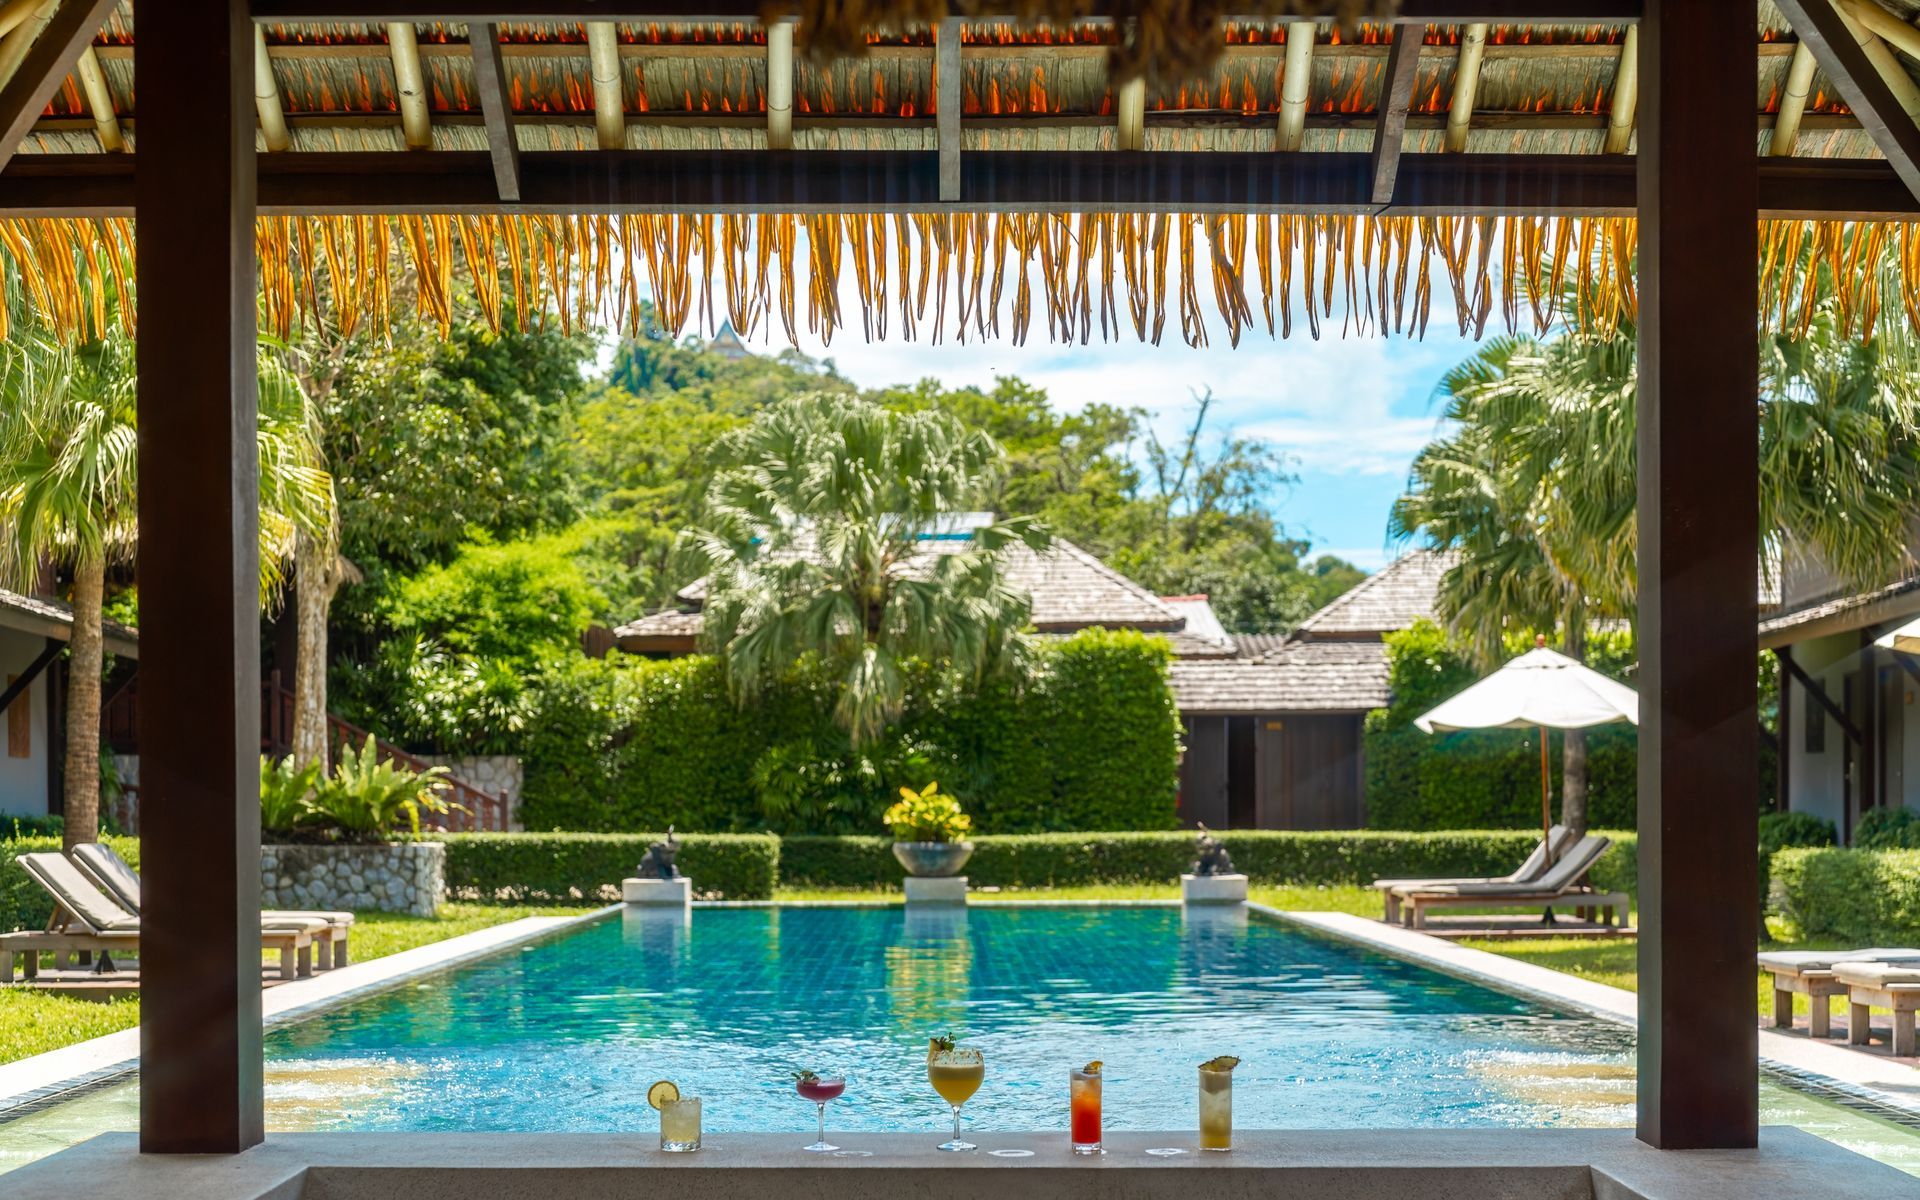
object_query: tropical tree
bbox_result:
[1394,296,1920,833]
[0,314,333,849]
[689,392,1047,745]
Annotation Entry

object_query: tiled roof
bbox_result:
[0,588,139,658]
[1169,641,1390,715]
[1292,550,1452,640]
[612,608,704,646]
[1758,574,1920,648]
[1231,633,1290,658]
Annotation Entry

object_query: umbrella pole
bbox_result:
[1539,725,1556,927]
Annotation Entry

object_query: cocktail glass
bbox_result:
[796,1073,847,1152]
[927,1047,985,1152]
[1197,1066,1232,1152]
[660,1096,702,1152]
[1069,1067,1103,1155]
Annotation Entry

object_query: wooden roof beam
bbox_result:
[250,3,1646,22]
[1277,21,1313,153]
[1771,41,1818,156]
[1443,22,1487,153]
[586,20,624,149]
[937,16,961,199]
[388,20,432,150]
[765,17,792,151]
[1371,26,1421,205]
[468,21,520,200]
[1776,0,1920,199]
[0,0,119,175]
[1116,76,1145,151]
[254,24,292,152]
[1602,25,1637,154]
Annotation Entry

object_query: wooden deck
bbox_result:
[3,961,301,1001]
[1403,915,1639,941]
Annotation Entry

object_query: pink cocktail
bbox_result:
[794,1072,847,1152]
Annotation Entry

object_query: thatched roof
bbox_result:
[3,4,1920,344]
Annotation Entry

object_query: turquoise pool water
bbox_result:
[269,904,1636,1132]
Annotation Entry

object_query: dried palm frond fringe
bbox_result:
[0,214,1910,348]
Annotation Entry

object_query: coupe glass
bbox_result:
[796,1073,847,1152]
[927,1047,985,1152]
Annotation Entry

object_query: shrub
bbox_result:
[1758,810,1837,910]
[1853,807,1920,850]
[2,815,61,840]
[261,742,454,842]
[883,783,972,843]
[778,829,1639,897]
[0,835,139,932]
[261,756,325,836]
[428,831,779,902]
[1773,847,1920,943]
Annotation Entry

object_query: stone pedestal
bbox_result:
[623,876,693,908]
[903,875,968,906]
[1181,873,1248,905]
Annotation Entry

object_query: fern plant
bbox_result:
[260,755,325,836]
[306,737,457,842]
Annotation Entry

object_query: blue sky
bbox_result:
[772,325,1481,572]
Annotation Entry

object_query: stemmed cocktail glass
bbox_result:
[926,1037,984,1152]
[793,1070,847,1152]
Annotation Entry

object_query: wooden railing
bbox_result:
[260,674,513,833]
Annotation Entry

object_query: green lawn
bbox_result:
[0,903,592,1067]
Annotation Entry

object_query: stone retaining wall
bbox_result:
[423,753,523,830]
[261,842,445,916]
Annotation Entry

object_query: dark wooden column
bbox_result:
[1635,0,1759,1150]
[135,0,264,1154]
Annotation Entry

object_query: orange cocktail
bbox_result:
[1070,1062,1103,1154]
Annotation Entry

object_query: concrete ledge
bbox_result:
[623,877,693,908]
[3,1128,1905,1200]
[904,876,968,906]
[1181,874,1247,905]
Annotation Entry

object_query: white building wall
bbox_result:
[1786,631,1920,837]
[0,627,49,818]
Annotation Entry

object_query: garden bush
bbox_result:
[1773,847,1920,943]
[1758,810,1837,909]
[429,831,779,902]
[0,834,139,932]
[1852,807,1920,850]
[780,829,1638,897]
[517,629,1180,836]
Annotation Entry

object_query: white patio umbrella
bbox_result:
[1415,639,1640,862]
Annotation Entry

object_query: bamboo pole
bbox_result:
[1443,22,1487,153]
[1772,41,1818,156]
[1277,20,1314,152]
[0,0,39,42]
[1843,0,1920,62]
[586,20,624,151]
[1835,0,1920,119]
[0,0,54,94]
[254,25,291,153]
[765,19,793,151]
[1602,26,1638,154]
[1116,76,1145,151]
[73,45,119,151]
[387,21,432,150]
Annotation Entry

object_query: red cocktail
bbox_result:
[1070,1063,1103,1154]
[794,1071,847,1152]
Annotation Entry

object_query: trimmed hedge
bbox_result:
[518,629,1181,836]
[783,829,1638,898]
[1772,847,1920,944]
[1,835,140,932]
[429,831,779,902]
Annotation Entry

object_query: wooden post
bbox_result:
[936,17,961,201]
[135,0,264,1154]
[1635,0,1759,1150]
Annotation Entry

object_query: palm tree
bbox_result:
[0,312,334,849]
[690,392,1048,746]
[1395,296,1920,833]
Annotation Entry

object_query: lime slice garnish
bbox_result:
[1200,1055,1240,1072]
[647,1080,680,1110]
[1083,1060,1103,1075]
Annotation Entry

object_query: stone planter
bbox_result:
[892,841,974,878]
[261,841,445,916]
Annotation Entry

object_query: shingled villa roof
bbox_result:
[1170,639,1392,714]
[1288,549,1453,643]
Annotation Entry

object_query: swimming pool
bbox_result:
[5,903,1920,1175]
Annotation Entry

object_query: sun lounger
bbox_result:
[1757,949,1920,1039]
[1388,835,1624,931]
[1,852,321,984]
[1373,825,1575,923]
[70,842,354,968]
[1834,961,1920,1057]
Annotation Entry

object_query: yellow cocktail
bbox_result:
[927,1042,985,1151]
[1197,1055,1239,1152]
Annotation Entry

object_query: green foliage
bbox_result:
[428,831,778,902]
[0,835,138,932]
[1853,807,1920,850]
[1758,810,1837,911]
[260,755,325,835]
[778,829,1638,896]
[1,815,61,839]
[883,782,972,843]
[1773,847,1920,943]
[517,630,1179,836]
[1364,620,1638,830]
